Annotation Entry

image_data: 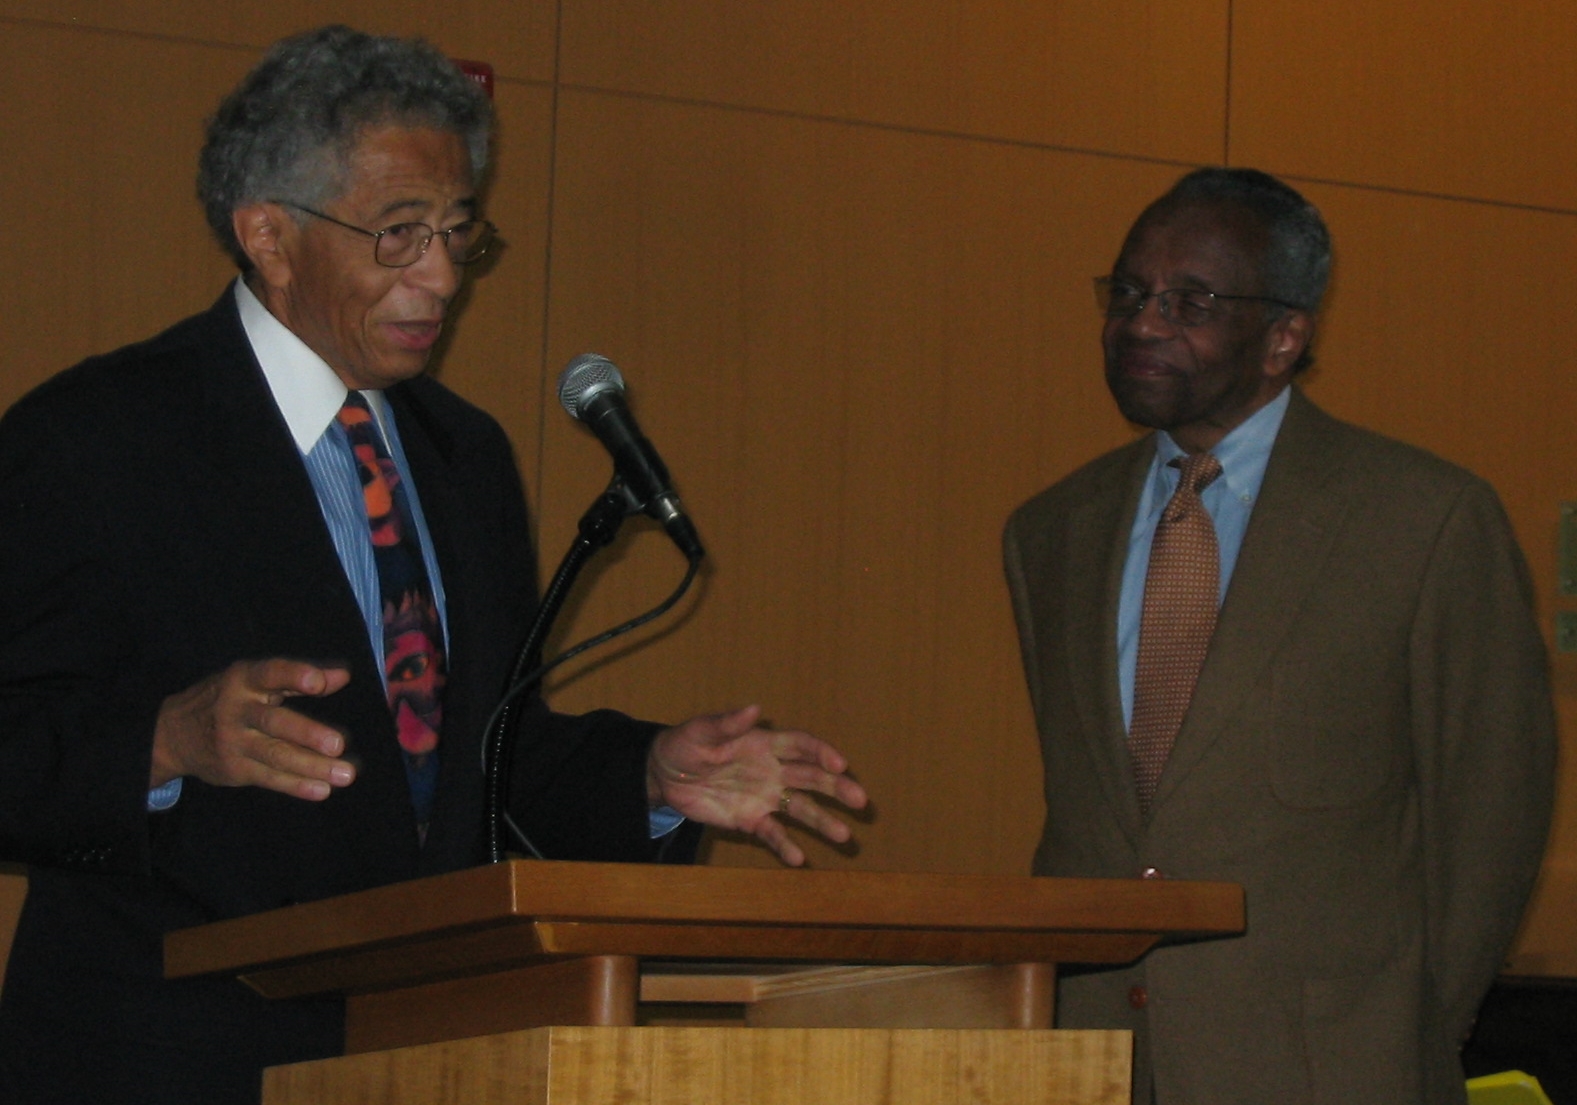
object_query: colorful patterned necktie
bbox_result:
[1129,451,1222,817]
[337,391,446,830]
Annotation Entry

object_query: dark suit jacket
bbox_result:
[1003,389,1555,1105]
[0,289,697,1103]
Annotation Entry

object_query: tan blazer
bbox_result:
[1003,388,1555,1105]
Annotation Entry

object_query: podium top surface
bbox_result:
[166,860,1242,985]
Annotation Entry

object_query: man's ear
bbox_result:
[232,203,294,290]
[1264,309,1314,380]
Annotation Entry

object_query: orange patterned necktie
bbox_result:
[1129,452,1222,817]
[337,392,446,831]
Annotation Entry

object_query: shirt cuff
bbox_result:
[147,777,183,812]
[648,806,685,839]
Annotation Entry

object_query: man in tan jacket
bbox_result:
[1004,167,1554,1104]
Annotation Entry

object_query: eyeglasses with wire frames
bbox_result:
[275,201,497,268]
[1094,276,1297,328]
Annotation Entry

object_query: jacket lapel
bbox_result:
[189,295,379,673]
[1062,439,1155,844]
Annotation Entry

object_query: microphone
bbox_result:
[558,354,705,561]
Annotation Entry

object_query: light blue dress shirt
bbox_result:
[1116,386,1291,731]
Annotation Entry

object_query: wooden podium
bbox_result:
[166,861,1242,1104]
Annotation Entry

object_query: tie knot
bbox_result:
[1171,452,1222,495]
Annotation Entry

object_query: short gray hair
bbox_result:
[197,25,492,270]
[1151,167,1332,314]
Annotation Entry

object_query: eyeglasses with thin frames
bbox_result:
[1094,276,1297,328]
[275,201,497,268]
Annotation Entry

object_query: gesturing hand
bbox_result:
[150,659,356,801]
[647,705,868,866]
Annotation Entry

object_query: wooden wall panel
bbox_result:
[0,2,557,81]
[535,88,1183,873]
[0,21,247,412]
[427,78,556,494]
[559,0,1229,166]
[1229,0,1577,211]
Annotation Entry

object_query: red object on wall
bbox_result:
[454,59,494,101]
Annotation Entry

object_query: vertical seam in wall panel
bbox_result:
[532,0,566,526]
[1222,0,1235,165]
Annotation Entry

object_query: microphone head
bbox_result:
[558,354,626,421]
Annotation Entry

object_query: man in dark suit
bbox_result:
[0,26,865,1104]
[1003,168,1555,1104]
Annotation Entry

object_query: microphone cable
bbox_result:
[482,553,702,859]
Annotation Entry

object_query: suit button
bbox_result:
[1128,985,1148,1009]
[1140,867,1164,880]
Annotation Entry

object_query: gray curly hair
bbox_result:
[197,25,492,270]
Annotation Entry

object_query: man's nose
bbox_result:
[1124,292,1178,337]
[404,241,462,301]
